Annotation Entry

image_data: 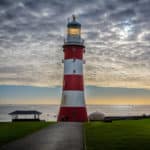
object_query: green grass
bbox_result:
[0,121,55,146]
[84,119,150,150]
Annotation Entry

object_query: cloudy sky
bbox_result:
[0,0,150,104]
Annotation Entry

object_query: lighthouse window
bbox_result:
[68,28,80,35]
[73,70,76,73]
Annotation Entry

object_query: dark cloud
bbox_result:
[119,0,140,4]
[0,0,12,7]
[109,9,136,21]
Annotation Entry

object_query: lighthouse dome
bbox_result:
[67,15,81,28]
[67,20,81,28]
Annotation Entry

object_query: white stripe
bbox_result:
[61,91,85,107]
[64,59,83,75]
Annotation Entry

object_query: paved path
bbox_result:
[0,122,84,150]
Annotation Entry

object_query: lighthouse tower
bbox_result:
[57,15,88,122]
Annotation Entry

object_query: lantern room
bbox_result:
[67,15,81,36]
[66,15,82,44]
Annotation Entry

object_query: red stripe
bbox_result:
[63,45,85,59]
[63,75,84,91]
[57,107,88,122]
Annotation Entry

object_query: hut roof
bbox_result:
[9,110,42,115]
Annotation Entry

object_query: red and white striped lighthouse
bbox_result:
[57,15,88,122]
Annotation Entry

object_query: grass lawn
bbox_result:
[84,119,150,150]
[0,121,55,147]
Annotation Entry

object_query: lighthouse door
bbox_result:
[72,110,77,120]
[61,115,69,121]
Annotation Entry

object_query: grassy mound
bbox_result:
[0,121,54,146]
[84,119,150,150]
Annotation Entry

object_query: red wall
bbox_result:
[63,75,84,91]
[57,107,88,122]
[63,45,85,59]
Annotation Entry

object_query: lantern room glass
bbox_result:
[68,27,80,36]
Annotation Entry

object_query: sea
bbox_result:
[0,105,150,122]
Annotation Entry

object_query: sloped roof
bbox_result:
[9,110,42,115]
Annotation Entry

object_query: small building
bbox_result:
[9,110,42,122]
[89,111,105,121]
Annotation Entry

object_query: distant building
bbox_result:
[9,110,42,122]
[89,111,105,121]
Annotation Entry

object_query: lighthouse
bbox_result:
[57,15,88,122]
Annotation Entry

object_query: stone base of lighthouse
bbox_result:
[57,107,88,122]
